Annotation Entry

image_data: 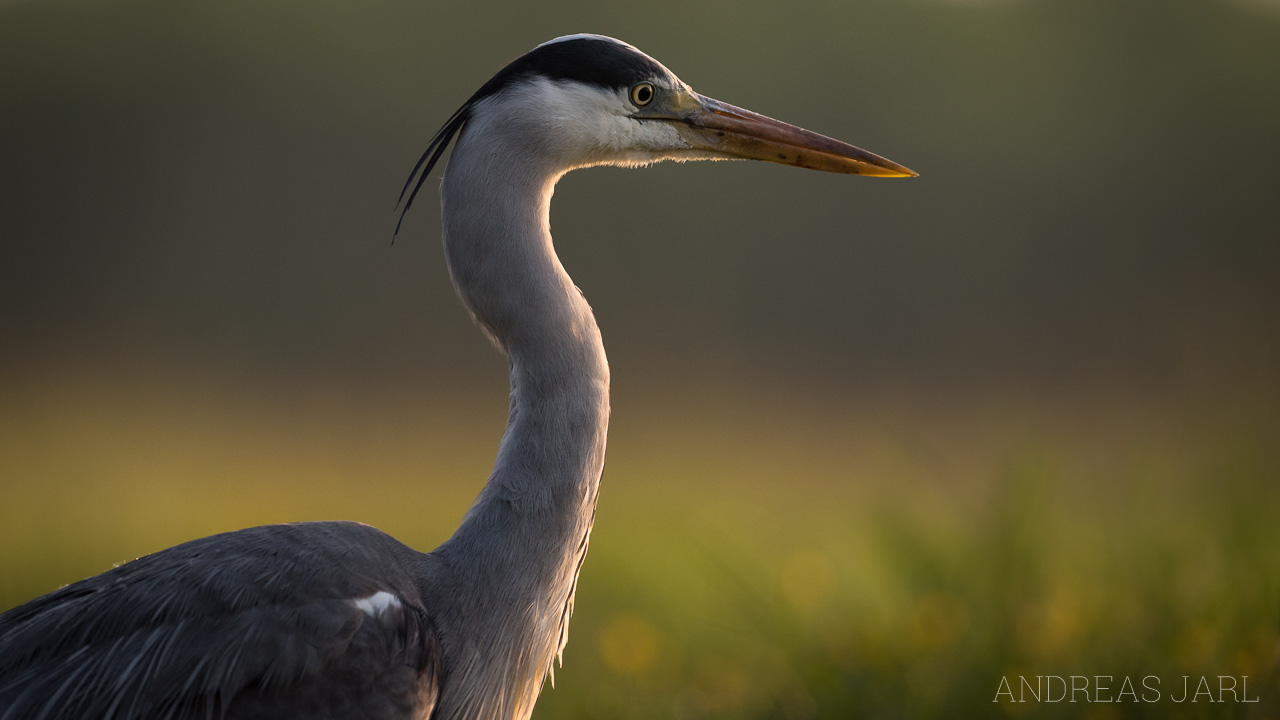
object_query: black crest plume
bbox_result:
[393,103,470,239]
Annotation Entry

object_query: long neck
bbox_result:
[431,119,609,720]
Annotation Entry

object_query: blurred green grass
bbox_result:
[2,367,1276,718]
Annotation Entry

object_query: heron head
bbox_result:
[396,35,915,234]
[480,35,916,174]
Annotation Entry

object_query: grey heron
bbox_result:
[0,34,914,720]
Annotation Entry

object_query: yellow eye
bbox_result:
[630,82,655,107]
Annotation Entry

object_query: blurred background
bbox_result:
[2,0,1278,717]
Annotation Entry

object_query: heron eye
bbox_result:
[630,82,655,107]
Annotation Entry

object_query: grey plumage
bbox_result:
[0,34,913,720]
[0,523,441,719]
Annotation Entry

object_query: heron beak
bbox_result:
[672,94,917,177]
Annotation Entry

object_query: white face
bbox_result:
[468,76,704,172]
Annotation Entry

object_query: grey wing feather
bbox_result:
[0,522,442,720]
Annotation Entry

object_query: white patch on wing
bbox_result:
[353,590,401,617]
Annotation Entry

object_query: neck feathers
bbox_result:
[431,112,610,720]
